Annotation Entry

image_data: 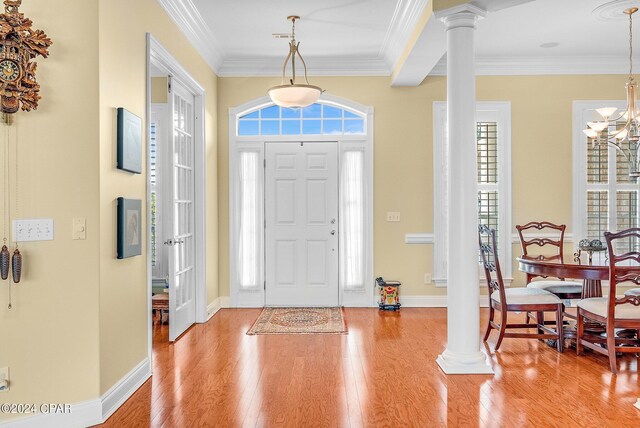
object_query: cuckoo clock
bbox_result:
[0,0,52,114]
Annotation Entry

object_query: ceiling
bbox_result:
[157,0,640,81]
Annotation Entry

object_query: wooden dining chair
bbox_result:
[516,221,583,325]
[516,221,583,292]
[480,224,565,352]
[577,228,640,373]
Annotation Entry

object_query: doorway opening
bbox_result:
[229,95,374,308]
[146,35,207,347]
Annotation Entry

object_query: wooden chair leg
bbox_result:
[483,307,494,342]
[494,311,507,351]
[606,324,617,374]
[537,311,544,336]
[555,305,564,353]
[576,310,584,356]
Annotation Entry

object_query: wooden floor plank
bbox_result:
[97,308,640,427]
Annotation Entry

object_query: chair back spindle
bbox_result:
[516,221,566,259]
[479,224,507,313]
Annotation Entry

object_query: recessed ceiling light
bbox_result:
[540,42,559,48]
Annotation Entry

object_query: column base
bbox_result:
[436,348,494,375]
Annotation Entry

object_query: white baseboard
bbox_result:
[1,358,151,428]
[219,296,231,308]
[400,295,489,308]
[205,296,232,321]
[206,298,222,321]
[0,400,101,428]
[101,358,151,422]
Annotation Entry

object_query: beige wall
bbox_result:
[1,0,219,418]
[0,0,101,418]
[218,74,626,298]
[98,0,218,394]
[151,77,168,104]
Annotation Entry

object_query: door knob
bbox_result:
[331,230,336,235]
[164,239,174,246]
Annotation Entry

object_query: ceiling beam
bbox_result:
[390,3,446,87]
[391,0,536,86]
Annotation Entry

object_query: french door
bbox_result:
[265,142,339,306]
[166,78,196,340]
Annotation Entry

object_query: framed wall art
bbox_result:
[117,197,142,259]
[117,107,142,173]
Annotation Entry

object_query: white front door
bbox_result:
[265,142,339,306]
[166,78,196,340]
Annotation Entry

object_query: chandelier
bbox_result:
[583,7,640,180]
[268,16,323,109]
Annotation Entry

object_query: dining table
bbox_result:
[516,254,611,299]
[517,254,640,341]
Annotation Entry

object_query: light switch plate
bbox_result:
[13,219,54,242]
[73,218,86,240]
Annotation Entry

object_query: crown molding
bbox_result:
[156,0,224,73]
[218,56,390,77]
[380,0,430,72]
[158,0,428,77]
[430,55,640,76]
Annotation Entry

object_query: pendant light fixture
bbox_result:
[583,7,640,180]
[268,16,323,108]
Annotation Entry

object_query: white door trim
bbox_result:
[229,94,374,307]
[146,31,207,351]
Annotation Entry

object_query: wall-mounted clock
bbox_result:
[0,0,52,114]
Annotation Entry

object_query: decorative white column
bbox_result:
[435,5,493,375]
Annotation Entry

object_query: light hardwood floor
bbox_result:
[97,308,640,427]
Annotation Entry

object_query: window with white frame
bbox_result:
[433,102,512,285]
[573,101,640,256]
[237,103,365,136]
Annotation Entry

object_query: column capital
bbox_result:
[434,4,486,30]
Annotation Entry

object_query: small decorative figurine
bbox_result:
[376,277,401,311]
[0,0,52,113]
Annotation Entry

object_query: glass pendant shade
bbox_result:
[268,84,322,108]
[596,107,617,119]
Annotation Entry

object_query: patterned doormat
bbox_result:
[247,307,348,335]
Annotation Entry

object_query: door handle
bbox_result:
[164,239,174,246]
[330,230,336,235]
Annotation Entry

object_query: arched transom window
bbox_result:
[237,102,366,136]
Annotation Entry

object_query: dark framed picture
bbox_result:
[117,107,142,173]
[117,197,142,259]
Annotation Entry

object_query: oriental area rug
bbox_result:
[247,307,348,335]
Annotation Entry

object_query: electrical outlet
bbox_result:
[424,273,432,284]
[386,212,400,222]
[0,367,9,392]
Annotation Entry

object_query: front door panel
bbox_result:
[265,142,339,306]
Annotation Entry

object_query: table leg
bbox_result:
[582,279,602,299]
